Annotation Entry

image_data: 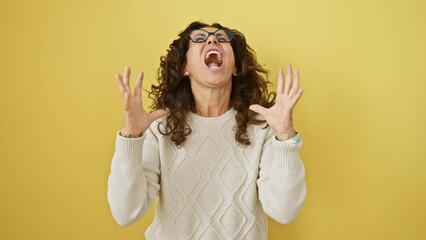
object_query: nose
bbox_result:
[207,35,218,45]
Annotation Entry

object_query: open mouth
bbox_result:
[204,50,223,69]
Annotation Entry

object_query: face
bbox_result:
[185,27,236,89]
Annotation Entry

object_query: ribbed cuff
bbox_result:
[114,131,146,166]
[272,138,303,169]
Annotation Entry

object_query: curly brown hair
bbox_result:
[149,21,275,146]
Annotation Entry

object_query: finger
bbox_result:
[149,109,167,121]
[123,92,131,111]
[123,66,131,84]
[123,66,132,96]
[115,73,126,96]
[277,68,284,94]
[291,88,304,106]
[289,69,300,97]
[249,104,267,116]
[284,64,292,95]
[134,71,144,97]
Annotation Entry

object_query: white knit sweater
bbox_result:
[108,108,306,240]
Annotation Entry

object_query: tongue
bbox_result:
[208,62,221,68]
[205,54,222,68]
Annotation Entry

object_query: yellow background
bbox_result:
[1,0,425,239]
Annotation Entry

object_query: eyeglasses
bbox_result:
[187,29,235,43]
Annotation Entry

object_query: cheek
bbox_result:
[225,46,236,64]
[186,49,201,67]
[227,51,236,70]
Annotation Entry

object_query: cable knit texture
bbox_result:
[108,108,306,240]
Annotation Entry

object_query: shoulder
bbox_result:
[147,114,169,140]
[247,115,274,143]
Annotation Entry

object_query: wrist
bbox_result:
[276,129,297,141]
[119,129,144,138]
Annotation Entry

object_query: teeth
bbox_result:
[206,50,222,63]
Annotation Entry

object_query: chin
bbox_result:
[204,76,231,88]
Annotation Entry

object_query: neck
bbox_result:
[192,87,232,117]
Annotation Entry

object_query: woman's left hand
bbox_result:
[249,64,304,141]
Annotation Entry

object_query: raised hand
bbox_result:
[116,66,166,137]
[249,64,303,141]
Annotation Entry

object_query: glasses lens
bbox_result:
[190,30,209,43]
[214,30,233,42]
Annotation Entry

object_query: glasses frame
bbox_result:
[187,28,236,43]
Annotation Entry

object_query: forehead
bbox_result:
[199,27,220,32]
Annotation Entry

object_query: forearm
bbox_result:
[107,132,160,226]
[258,136,306,224]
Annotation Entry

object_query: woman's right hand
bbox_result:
[116,66,166,137]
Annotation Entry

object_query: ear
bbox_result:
[183,63,190,76]
[184,68,190,76]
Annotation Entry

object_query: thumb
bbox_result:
[249,104,267,116]
[149,109,167,121]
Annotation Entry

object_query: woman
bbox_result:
[108,21,306,240]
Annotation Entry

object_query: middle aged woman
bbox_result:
[108,21,306,240]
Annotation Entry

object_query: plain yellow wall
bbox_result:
[1,0,425,239]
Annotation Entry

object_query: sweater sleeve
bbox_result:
[257,131,306,224]
[107,128,161,227]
